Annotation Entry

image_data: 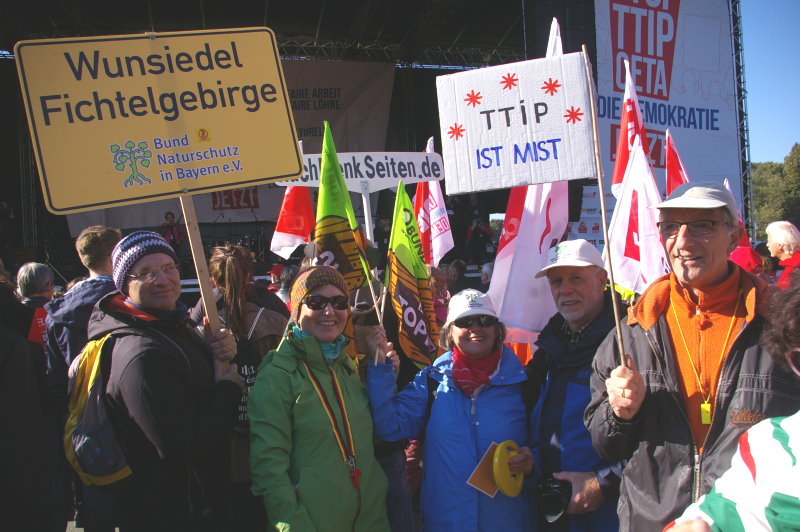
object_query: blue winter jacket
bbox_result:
[530,294,621,532]
[44,276,117,402]
[367,346,534,532]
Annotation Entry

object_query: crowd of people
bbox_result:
[2,181,800,532]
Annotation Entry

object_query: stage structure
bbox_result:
[1,0,752,275]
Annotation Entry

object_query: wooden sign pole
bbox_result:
[180,194,220,332]
[582,44,627,368]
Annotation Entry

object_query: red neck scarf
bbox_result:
[451,346,501,397]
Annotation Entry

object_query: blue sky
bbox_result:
[742,0,799,163]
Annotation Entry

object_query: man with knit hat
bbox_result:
[528,239,625,531]
[85,230,242,530]
[585,182,800,531]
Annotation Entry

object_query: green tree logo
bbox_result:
[111,140,152,187]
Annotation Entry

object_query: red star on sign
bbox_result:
[564,106,584,124]
[541,78,561,96]
[500,73,518,90]
[464,89,482,107]
[448,123,465,140]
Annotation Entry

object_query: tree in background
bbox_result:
[753,143,800,240]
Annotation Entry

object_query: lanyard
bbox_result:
[670,289,742,424]
[301,360,361,488]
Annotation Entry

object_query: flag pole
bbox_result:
[582,44,627,367]
[358,180,384,327]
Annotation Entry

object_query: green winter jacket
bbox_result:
[248,326,389,532]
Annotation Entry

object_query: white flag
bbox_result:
[414,137,454,266]
[606,135,670,294]
[488,181,569,342]
[611,60,650,198]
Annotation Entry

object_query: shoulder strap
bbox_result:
[247,307,265,340]
[425,373,438,421]
[98,334,120,392]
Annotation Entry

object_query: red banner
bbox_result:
[610,0,680,100]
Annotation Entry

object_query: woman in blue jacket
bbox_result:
[367,289,535,532]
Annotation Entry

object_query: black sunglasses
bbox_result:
[453,315,499,329]
[303,294,349,311]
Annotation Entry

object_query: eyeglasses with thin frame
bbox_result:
[302,294,350,311]
[656,219,730,238]
[453,315,499,329]
[127,263,178,283]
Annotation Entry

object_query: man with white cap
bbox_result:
[585,182,800,531]
[528,239,624,531]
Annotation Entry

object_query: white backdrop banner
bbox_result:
[572,0,742,245]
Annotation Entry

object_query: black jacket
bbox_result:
[88,292,241,531]
[584,274,800,531]
[0,324,48,531]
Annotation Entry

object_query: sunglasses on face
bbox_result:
[302,294,349,311]
[453,315,499,329]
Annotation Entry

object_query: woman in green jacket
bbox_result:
[248,266,390,532]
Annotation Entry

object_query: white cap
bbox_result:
[653,181,738,222]
[535,239,605,279]
[446,289,498,324]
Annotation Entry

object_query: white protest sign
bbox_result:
[436,52,596,194]
[277,151,444,192]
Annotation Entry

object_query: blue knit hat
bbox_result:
[112,230,179,292]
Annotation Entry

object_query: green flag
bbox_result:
[312,121,371,293]
[386,180,439,366]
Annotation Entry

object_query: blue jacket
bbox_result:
[367,346,534,532]
[44,276,116,402]
[530,294,621,532]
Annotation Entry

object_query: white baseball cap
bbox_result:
[446,289,498,324]
[535,239,605,279]
[653,181,738,221]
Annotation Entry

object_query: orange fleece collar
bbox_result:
[628,263,769,330]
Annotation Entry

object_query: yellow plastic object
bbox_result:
[492,440,524,497]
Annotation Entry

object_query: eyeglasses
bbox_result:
[302,294,350,311]
[453,315,499,329]
[127,263,178,283]
[656,220,727,238]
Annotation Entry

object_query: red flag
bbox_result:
[414,137,454,266]
[270,186,315,260]
[665,129,690,196]
[611,59,650,198]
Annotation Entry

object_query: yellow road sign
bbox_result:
[16,27,302,214]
